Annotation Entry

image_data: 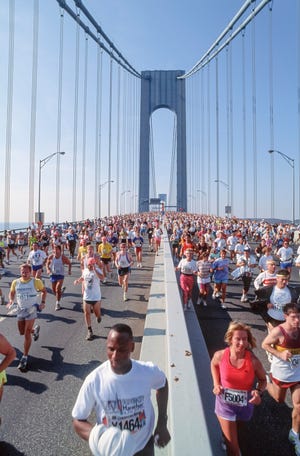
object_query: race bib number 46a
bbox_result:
[223,388,248,407]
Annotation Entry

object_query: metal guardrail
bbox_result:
[140,230,223,455]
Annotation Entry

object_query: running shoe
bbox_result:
[123,292,128,302]
[220,302,227,310]
[61,286,66,295]
[55,302,61,311]
[203,300,207,307]
[289,429,300,455]
[187,299,192,309]
[18,356,28,372]
[196,297,202,305]
[86,329,93,341]
[33,324,40,341]
[97,316,102,323]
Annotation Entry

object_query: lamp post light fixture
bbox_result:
[214,179,230,216]
[98,180,114,218]
[37,151,65,222]
[268,149,295,224]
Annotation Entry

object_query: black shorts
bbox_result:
[118,267,130,276]
[101,258,111,264]
[84,300,98,305]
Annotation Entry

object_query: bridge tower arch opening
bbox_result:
[138,70,187,212]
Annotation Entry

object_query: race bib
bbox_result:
[290,354,300,369]
[223,388,248,407]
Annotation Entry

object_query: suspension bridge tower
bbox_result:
[138,70,187,212]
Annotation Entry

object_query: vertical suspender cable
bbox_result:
[120,72,127,213]
[242,29,247,218]
[72,6,80,221]
[81,32,88,219]
[28,0,39,224]
[201,70,205,214]
[207,63,211,215]
[226,45,230,212]
[95,41,103,218]
[215,53,220,216]
[116,65,121,215]
[4,0,15,228]
[297,1,300,219]
[251,5,258,218]
[229,41,233,215]
[56,6,64,223]
[268,2,275,218]
[107,51,113,217]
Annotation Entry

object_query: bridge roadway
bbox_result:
[0,237,298,456]
[0,247,155,456]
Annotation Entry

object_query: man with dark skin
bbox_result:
[72,324,171,455]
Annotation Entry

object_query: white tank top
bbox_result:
[51,256,64,275]
[15,279,38,310]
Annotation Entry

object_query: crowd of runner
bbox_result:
[1,212,300,454]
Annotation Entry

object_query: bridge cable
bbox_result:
[56,0,140,79]
[242,29,247,218]
[215,53,220,216]
[268,2,275,218]
[116,65,121,215]
[28,0,39,224]
[251,3,258,218]
[180,0,272,79]
[298,2,300,219]
[107,51,113,217]
[95,39,103,218]
[56,5,64,223]
[81,32,89,219]
[207,63,211,214]
[4,0,15,228]
[72,6,80,221]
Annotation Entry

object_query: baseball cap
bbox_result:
[89,424,136,456]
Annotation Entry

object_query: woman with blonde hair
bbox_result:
[211,321,266,455]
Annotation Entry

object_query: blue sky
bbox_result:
[0,0,299,224]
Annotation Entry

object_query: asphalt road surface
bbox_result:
[0,247,155,456]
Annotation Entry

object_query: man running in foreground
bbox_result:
[72,323,171,455]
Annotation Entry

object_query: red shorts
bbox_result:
[271,375,300,389]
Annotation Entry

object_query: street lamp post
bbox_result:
[214,179,230,216]
[37,151,65,223]
[268,149,295,224]
[98,180,114,218]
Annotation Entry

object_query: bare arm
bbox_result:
[72,418,93,441]
[261,328,290,360]
[153,379,171,448]
[211,350,223,395]
[0,334,16,373]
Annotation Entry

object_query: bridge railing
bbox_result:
[140,230,223,455]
